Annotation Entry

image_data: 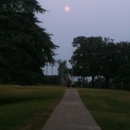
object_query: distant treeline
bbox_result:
[70,36,130,90]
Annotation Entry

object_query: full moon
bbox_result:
[65,6,70,12]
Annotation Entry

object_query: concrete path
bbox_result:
[42,89,101,130]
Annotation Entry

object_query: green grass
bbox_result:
[78,88,130,130]
[0,85,66,130]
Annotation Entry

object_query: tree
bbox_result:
[118,62,130,90]
[57,59,70,85]
[70,36,104,87]
[0,0,58,84]
[115,41,130,90]
[99,41,119,88]
[70,36,123,88]
[57,59,69,77]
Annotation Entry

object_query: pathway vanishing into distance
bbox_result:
[42,89,101,130]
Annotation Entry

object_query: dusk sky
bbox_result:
[37,0,130,75]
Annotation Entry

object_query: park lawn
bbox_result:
[78,88,130,130]
[0,85,66,130]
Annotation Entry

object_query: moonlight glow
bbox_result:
[65,6,70,12]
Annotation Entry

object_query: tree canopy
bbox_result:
[70,36,130,89]
[0,0,58,84]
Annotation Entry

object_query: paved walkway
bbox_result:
[42,89,101,130]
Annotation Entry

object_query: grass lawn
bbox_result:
[0,85,66,130]
[78,88,130,130]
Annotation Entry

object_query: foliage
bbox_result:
[0,0,57,85]
[70,36,130,89]
[57,59,69,77]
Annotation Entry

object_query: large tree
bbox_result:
[99,41,119,88]
[70,36,122,88]
[115,41,130,90]
[71,36,104,87]
[0,0,57,84]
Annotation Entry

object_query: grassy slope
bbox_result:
[0,85,66,130]
[78,88,130,130]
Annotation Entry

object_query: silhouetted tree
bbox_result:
[70,36,104,87]
[70,36,125,89]
[57,59,69,77]
[0,0,58,84]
